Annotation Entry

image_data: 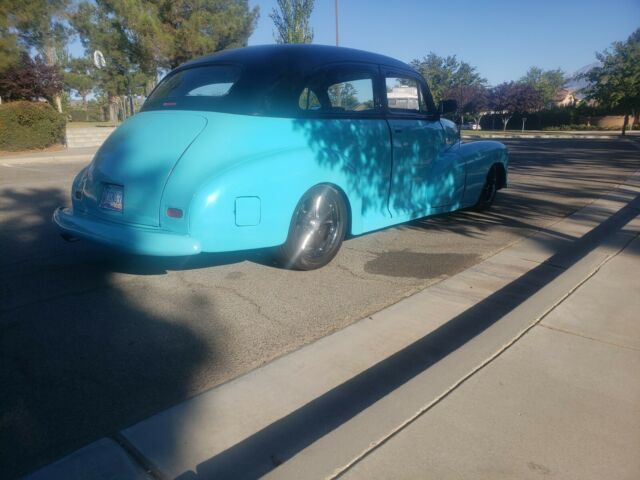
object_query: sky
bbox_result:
[67,1,639,85]
[247,0,640,84]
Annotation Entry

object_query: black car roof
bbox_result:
[181,44,413,73]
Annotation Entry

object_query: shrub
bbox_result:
[0,101,66,151]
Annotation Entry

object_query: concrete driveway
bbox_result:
[1,138,638,477]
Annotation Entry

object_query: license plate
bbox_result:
[99,184,124,212]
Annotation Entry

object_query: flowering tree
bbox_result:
[443,84,489,127]
[0,53,63,105]
[490,82,543,130]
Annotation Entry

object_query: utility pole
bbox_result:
[335,0,339,46]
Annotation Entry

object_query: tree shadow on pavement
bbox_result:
[403,138,640,240]
[0,187,215,478]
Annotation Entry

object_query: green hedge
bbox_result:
[0,101,66,151]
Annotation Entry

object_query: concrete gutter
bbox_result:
[24,171,640,480]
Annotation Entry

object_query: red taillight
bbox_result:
[166,208,183,218]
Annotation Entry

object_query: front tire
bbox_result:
[474,165,498,211]
[279,185,347,270]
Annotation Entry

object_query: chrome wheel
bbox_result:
[280,185,347,270]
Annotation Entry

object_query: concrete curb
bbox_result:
[23,170,640,479]
[23,438,152,480]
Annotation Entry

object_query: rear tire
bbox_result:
[473,165,498,211]
[279,185,347,270]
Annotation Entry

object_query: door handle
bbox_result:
[393,128,404,134]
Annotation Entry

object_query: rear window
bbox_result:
[144,65,243,111]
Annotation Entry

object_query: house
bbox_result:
[553,88,579,107]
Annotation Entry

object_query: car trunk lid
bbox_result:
[82,111,207,227]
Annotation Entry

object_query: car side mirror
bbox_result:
[439,99,458,115]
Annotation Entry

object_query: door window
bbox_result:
[298,65,377,115]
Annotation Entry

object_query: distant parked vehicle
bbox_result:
[461,122,482,130]
[54,44,507,270]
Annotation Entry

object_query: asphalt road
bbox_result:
[1,138,639,477]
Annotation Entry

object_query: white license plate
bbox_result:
[99,185,124,212]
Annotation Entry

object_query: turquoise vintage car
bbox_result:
[54,44,507,270]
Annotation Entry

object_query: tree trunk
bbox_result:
[54,95,62,113]
[82,95,88,121]
[108,94,118,122]
[43,44,63,113]
[621,113,629,136]
[502,116,511,131]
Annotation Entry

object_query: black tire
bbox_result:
[279,185,347,270]
[473,165,498,211]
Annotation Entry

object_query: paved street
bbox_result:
[1,138,639,477]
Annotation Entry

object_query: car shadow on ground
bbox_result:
[105,248,280,276]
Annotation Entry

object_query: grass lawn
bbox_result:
[462,129,622,136]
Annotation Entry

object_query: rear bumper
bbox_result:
[53,207,201,256]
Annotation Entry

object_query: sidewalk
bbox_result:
[339,235,640,480]
[24,173,640,479]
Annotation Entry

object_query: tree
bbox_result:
[64,58,95,120]
[270,0,314,44]
[71,1,153,121]
[519,66,566,107]
[72,0,258,120]
[8,0,70,111]
[411,53,486,104]
[99,0,259,71]
[444,84,489,127]
[582,28,640,135]
[489,82,544,130]
[0,53,63,104]
[0,1,21,72]
[328,82,358,110]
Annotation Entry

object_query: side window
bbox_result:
[385,76,427,113]
[326,78,374,111]
[298,64,377,114]
[299,88,321,110]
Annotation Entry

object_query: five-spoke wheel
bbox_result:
[279,185,347,270]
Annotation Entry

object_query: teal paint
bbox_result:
[55,111,507,256]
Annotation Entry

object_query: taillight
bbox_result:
[166,208,183,218]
